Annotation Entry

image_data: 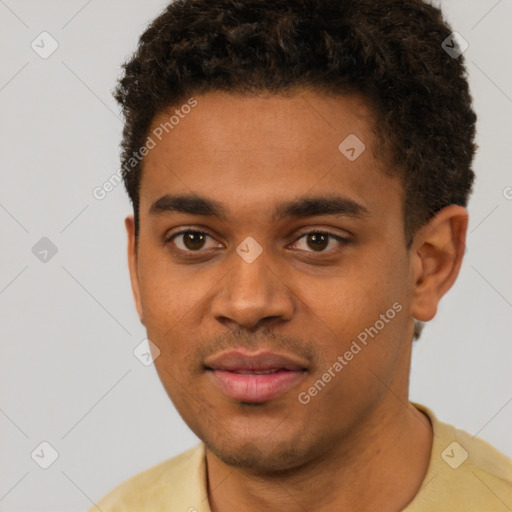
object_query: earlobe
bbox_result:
[125,215,144,324]
[409,205,468,322]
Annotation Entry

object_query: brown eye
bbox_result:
[292,231,350,253]
[305,233,329,251]
[182,232,206,250]
[168,231,219,252]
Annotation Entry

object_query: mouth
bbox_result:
[204,350,308,403]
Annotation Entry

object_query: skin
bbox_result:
[125,90,468,512]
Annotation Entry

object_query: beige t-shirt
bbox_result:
[90,403,512,511]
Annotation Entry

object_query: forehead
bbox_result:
[147,90,377,158]
[139,90,402,222]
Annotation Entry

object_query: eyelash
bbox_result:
[165,228,351,256]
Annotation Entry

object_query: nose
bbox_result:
[210,246,295,331]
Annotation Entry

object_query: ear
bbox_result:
[125,215,144,324]
[410,205,468,322]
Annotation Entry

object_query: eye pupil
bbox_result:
[307,233,328,251]
[184,232,206,250]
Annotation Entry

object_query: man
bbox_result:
[91,0,512,510]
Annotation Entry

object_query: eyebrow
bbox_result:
[149,194,370,221]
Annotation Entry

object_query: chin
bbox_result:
[201,423,322,475]
[208,440,303,473]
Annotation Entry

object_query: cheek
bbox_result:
[303,243,410,382]
[311,251,407,330]
[138,245,197,323]
[296,260,409,425]
[136,250,191,358]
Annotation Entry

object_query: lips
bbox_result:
[204,350,308,372]
[204,350,308,402]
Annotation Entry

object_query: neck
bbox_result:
[205,399,433,512]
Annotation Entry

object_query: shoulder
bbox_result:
[450,421,512,484]
[408,403,512,511]
[88,443,207,512]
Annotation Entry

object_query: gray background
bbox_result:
[0,0,511,510]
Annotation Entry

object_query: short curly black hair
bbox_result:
[114,0,476,246]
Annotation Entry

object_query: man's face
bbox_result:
[128,91,416,472]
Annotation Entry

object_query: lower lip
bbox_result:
[207,369,307,403]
